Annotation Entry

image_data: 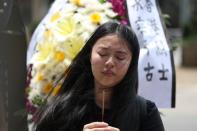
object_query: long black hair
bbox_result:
[35,21,140,131]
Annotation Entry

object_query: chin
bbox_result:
[100,82,117,89]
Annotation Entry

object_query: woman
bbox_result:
[35,22,165,131]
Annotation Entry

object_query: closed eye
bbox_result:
[115,53,127,60]
[116,56,126,60]
[97,50,108,57]
[98,52,108,57]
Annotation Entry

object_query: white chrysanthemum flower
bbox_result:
[105,9,118,18]
[27,0,120,112]
[28,88,41,101]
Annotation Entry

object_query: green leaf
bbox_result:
[32,95,46,106]
[99,0,106,4]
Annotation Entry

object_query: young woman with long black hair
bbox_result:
[35,22,164,131]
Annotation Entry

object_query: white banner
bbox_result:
[126,0,175,108]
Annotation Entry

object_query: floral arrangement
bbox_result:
[26,0,127,118]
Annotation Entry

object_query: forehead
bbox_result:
[93,34,130,51]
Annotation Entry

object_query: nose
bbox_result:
[105,56,115,68]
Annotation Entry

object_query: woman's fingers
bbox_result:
[83,122,120,131]
[84,127,111,131]
[108,126,120,131]
[84,122,108,129]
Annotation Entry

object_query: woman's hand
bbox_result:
[83,122,120,131]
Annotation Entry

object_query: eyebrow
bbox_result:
[98,47,128,55]
[115,51,128,55]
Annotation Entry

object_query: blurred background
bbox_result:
[19,0,197,68]
[1,0,197,130]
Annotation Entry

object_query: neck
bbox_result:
[94,84,113,109]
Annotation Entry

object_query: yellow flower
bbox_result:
[63,36,85,59]
[54,16,76,36]
[55,51,65,62]
[90,12,102,24]
[50,12,61,22]
[51,85,61,96]
[37,72,43,81]
[44,29,53,39]
[36,41,54,61]
[42,83,52,94]
[69,0,83,6]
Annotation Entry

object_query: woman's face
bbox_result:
[91,34,132,89]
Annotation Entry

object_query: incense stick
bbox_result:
[102,90,105,122]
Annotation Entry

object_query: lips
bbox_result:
[102,70,115,76]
